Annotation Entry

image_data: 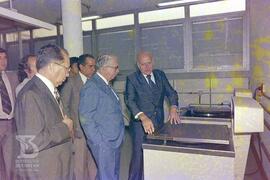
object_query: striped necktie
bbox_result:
[146,74,156,89]
[54,88,64,116]
[0,73,12,114]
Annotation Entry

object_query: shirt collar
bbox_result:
[97,72,109,85]
[142,72,154,78]
[36,73,56,98]
[79,71,87,84]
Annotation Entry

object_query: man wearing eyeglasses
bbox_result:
[61,54,97,180]
[79,55,124,180]
[15,44,74,180]
[125,51,180,180]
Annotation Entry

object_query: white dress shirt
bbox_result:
[36,73,56,99]
[79,71,87,84]
[143,72,156,84]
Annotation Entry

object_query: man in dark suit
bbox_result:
[61,54,97,180]
[79,55,124,180]
[125,51,180,180]
[15,44,74,180]
[0,48,19,180]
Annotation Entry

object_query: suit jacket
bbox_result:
[79,73,124,148]
[124,69,178,127]
[60,74,84,137]
[15,75,73,180]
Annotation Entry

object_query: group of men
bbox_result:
[0,44,180,180]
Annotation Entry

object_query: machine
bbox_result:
[142,89,264,180]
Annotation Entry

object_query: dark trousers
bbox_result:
[90,143,121,180]
[128,121,146,180]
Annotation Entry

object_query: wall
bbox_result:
[113,72,248,125]
[250,0,270,178]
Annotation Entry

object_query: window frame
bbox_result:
[188,11,249,72]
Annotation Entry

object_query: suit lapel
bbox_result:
[94,74,119,104]
[136,71,153,96]
[153,70,161,89]
[75,74,83,92]
[152,70,163,105]
[32,76,63,117]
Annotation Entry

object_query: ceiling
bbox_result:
[0,0,167,25]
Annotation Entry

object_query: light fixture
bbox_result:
[157,0,220,7]
[0,0,9,2]
[81,15,101,22]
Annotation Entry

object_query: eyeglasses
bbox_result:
[53,62,71,72]
[105,65,119,70]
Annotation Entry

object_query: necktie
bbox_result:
[146,74,155,88]
[54,88,64,116]
[108,84,119,100]
[0,73,12,114]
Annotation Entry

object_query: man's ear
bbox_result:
[48,63,55,73]
[79,64,84,70]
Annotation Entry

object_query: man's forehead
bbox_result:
[109,56,118,63]
[139,55,152,63]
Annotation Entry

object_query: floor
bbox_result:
[244,146,266,180]
[120,128,266,180]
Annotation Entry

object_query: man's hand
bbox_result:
[168,106,180,124]
[62,115,74,139]
[139,113,155,134]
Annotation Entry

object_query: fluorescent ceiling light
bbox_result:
[157,0,215,7]
[81,15,101,21]
[0,0,9,2]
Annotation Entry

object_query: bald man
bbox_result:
[125,51,180,180]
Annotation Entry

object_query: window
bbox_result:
[139,7,185,24]
[7,42,30,70]
[33,26,57,38]
[83,34,92,54]
[34,39,57,54]
[97,30,135,70]
[82,20,92,31]
[190,0,245,17]
[96,14,134,30]
[6,31,30,42]
[141,24,184,70]
[192,17,244,70]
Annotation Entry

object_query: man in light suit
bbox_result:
[15,44,74,180]
[61,54,97,180]
[125,51,180,180]
[79,55,124,180]
[0,48,19,180]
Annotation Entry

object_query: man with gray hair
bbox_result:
[15,44,74,180]
[79,55,124,180]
